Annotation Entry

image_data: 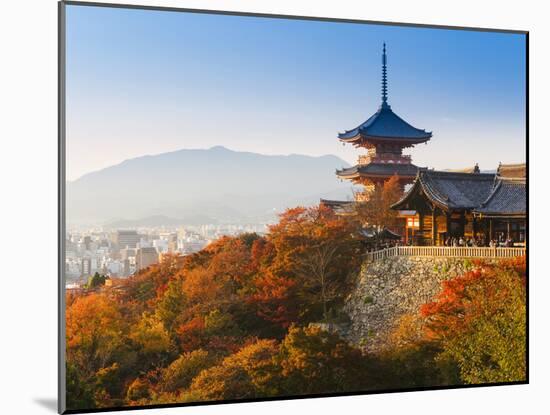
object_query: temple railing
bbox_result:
[357,154,412,165]
[365,246,526,261]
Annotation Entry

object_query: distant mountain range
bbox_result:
[66,146,354,226]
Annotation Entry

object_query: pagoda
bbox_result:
[337,44,432,201]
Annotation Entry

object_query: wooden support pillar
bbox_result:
[446,212,451,238]
[472,215,477,239]
[507,221,511,240]
[489,219,493,241]
[418,212,424,246]
[431,207,437,246]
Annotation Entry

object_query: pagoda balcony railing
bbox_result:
[354,190,374,202]
[365,246,526,262]
[358,154,412,165]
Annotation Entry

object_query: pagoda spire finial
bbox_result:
[381,42,389,108]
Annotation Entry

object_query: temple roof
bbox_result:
[391,169,496,211]
[497,163,526,179]
[473,177,526,217]
[338,44,432,144]
[360,227,402,240]
[445,164,481,174]
[337,162,420,179]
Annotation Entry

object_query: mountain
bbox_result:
[66,146,354,225]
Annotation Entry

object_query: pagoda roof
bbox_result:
[319,199,356,215]
[337,162,420,179]
[473,177,526,217]
[391,169,496,211]
[338,104,432,143]
[338,44,431,144]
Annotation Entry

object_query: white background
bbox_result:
[0,0,546,414]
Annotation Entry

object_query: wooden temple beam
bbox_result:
[431,206,437,246]
[418,212,424,245]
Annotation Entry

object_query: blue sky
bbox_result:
[66,4,526,181]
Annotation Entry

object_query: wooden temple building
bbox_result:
[321,44,526,247]
[391,163,526,246]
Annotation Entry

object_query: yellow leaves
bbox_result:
[188,339,280,401]
[129,313,174,357]
[66,293,126,366]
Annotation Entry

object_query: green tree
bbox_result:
[155,276,186,332]
[86,272,107,289]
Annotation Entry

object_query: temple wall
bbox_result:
[341,256,478,353]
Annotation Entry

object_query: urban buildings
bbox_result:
[65,222,269,288]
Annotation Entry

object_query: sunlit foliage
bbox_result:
[65,205,526,410]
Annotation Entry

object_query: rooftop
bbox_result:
[338,105,433,143]
[338,44,432,144]
[474,177,526,217]
[392,169,496,211]
[392,167,526,217]
[497,163,526,178]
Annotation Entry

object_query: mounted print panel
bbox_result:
[59,1,528,413]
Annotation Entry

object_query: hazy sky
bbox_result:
[65,5,526,181]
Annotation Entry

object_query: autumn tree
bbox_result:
[295,242,345,320]
[266,205,363,322]
[159,349,217,393]
[189,339,281,400]
[374,314,460,389]
[355,174,403,230]
[66,293,127,373]
[421,258,526,384]
[66,293,132,409]
[129,313,176,369]
[278,325,370,394]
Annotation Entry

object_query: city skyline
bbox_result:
[66,5,526,181]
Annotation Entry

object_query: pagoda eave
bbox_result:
[337,162,421,179]
[339,133,431,148]
[337,172,417,180]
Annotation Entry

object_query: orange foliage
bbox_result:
[247,271,297,327]
[176,316,206,353]
[421,257,526,340]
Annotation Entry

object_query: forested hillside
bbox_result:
[66,205,526,410]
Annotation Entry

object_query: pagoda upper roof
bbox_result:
[338,104,432,143]
[338,44,431,144]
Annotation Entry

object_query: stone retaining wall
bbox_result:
[342,256,480,353]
